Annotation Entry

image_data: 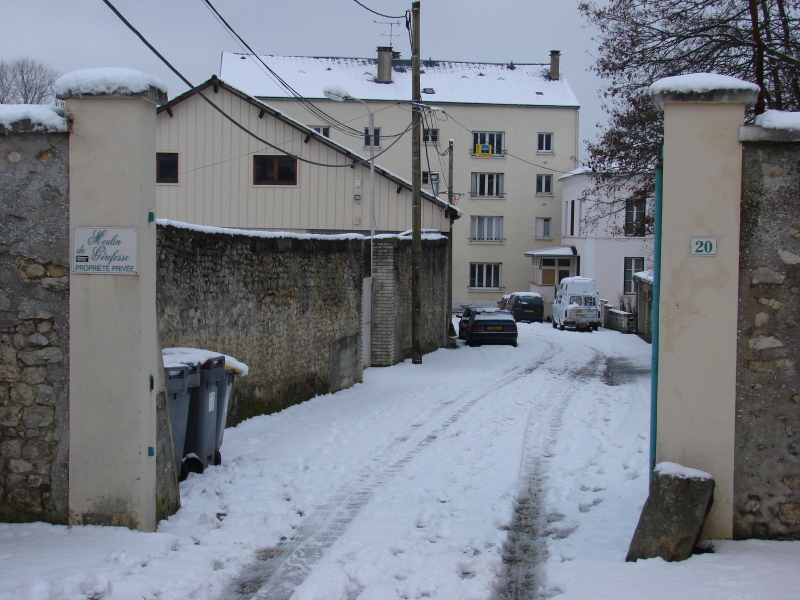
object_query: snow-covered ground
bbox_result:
[2,323,799,599]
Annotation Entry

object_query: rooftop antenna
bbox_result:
[374,20,402,46]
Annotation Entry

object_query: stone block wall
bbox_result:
[601,302,636,334]
[157,224,365,426]
[371,236,449,366]
[0,128,70,523]
[735,138,800,539]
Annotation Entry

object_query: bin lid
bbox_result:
[162,347,249,376]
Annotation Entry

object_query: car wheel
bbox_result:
[558,322,565,331]
[512,342,518,347]
[552,321,557,329]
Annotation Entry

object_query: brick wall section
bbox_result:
[157,225,365,426]
[0,127,70,524]
[735,140,800,539]
[371,237,449,366]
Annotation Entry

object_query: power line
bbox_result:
[351,0,407,20]
[101,0,413,169]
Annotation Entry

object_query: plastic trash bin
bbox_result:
[212,366,243,466]
[183,355,225,474]
[164,364,191,481]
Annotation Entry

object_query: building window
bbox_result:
[624,257,645,294]
[537,132,553,153]
[364,127,381,147]
[156,153,179,184]
[470,263,502,289]
[253,155,298,185]
[470,216,504,242]
[312,126,330,138]
[470,172,505,197]
[536,174,553,194]
[422,171,430,185]
[625,197,646,237]
[535,217,551,238]
[472,131,504,156]
[423,128,439,143]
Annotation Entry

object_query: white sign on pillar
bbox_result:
[72,227,139,274]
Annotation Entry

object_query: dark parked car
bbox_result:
[508,292,544,323]
[458,306,505,339]
[465,311,518,347]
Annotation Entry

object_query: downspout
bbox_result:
[650,147,664,481]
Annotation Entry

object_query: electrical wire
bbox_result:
[101,0,414,169]
[351,0,407,20]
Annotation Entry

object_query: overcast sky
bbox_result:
[6,0,606,154]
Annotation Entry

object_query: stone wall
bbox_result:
[371,236,449,366]
[157,224,365,426]
[735,138,800,539]
[601,302,636,334]
[0,127,70,523]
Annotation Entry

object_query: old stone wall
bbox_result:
[371,236,449,366]
[0,128,70,524]
[157,224,365,426]
[601,302,636,334]
[735,139,800,539]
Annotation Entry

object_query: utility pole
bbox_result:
[411,0,422,364]
[447,138,454,339]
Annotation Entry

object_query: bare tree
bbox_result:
[0,57,60,105]
[579,0,800,232]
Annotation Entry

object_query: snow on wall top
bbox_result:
[754,109,800,131]
[524,245,577,257]
[650,73,759,96]
[654,461,713,481]
[54,68,168,98]
[0,104,67,132]
[220,53,580,107]
[633,269,654,284]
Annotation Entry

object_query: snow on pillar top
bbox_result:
[55,67,168,104]
[649,73,759,112]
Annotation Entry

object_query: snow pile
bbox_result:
[654,461,713,480]
[54,67,167,98]
[162,347,249,376]
[650,73,760,95]
[754,109,800,131]
[634,269,654,283]
[0,104,67,132]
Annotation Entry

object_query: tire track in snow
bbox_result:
[221,341,563,600]
[493,341,606,600]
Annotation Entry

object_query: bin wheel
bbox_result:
[179,460,190,482]
[183,456,204,476]
[213,450,222,466]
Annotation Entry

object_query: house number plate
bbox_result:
[690,237,718,256]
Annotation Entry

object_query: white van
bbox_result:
[552,276,601,332]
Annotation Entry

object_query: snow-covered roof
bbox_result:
[558,166,589,182]
[220,53,580,108]
[0,104,67,132]
[524,246,577,257]
[159,77,461,218]
[55,67,167,98]
[633,269,654,283]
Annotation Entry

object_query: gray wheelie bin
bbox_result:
[212,365,243,466]
[183,355,225,474]
[164,363,191,480]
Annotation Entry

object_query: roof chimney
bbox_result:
[377,46,393,84]
[550,50,561,80]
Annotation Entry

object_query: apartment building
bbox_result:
[220,48,580,307]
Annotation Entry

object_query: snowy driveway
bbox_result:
[4,324,799,600]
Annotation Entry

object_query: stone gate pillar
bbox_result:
[58,69,168,531]
[650,75,759,538]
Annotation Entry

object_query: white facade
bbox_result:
[555,169,653,308]
[219,51,580,307]
[155,79,458,234]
